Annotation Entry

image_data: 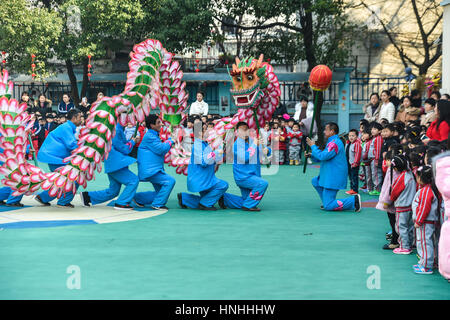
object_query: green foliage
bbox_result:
[145,0,214,53]
[0,0,62,75]
[241,0,360,69]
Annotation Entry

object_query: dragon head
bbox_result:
[229,54,269,109]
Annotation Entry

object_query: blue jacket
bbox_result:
[58,102,75,114]
[232,137,270,183]
[137,129,173,180]
[104,123,136,174]
[187,138,220,192]
[37,121,78,165]
[311,134,348,190]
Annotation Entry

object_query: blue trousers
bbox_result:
[134,171,176,207]
[88,167,139,206]
[181,179,229,208]
[222,175,268,209]
[312,176,355,211]
[38,164,79,205]
[348,165,359,192]
[0,186,23,204]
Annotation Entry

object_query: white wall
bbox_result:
[442,1,450,94]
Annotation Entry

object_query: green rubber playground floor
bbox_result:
[0,163,449,299]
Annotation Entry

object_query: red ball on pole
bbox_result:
[308,65,332,91]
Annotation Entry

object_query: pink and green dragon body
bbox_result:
[0,40,280,198]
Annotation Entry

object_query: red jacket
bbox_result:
[269,129,287,150]
[426,120,450,141]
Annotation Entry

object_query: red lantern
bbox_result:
[225,60,228,65]
[267,58,271,63]
[195,68,199,73]
[1,51,5,55]
[308,65,332,91]
[2,60,5,64]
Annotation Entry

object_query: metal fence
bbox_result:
[350,77,414,105]
[11,76,414,113]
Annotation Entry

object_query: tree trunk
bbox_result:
[303,10,317,71]
[65,59,80,105]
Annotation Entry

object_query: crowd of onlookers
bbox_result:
[19,91,105,157]
[344,87,450,275]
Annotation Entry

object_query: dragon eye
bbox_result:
[247,75,254,81]
[236,76,241,81]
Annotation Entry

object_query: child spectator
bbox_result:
[360,128,373,193]
[359,119,369,139]
[269,126,286,165]
[412,165,441,274]
[377,150,400,250]
[345,129,361,195]
[390,155,417,255]
[287,122,303,165]
[368,122,383,195]
[260,122,271,148]
[380,123,398,160]
[182,118,194,153]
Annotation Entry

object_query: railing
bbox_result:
[12,83,72,108]
[350,77,415,104]
[174,58,220,73]
[10,76,416,115]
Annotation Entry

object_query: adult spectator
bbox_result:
[189,92,208,116]
[273,102,288,118]
[403,95,421,123]
[57,93,75,115]
[442,94,450,100]
[363,93,380,122]
[430,90,441,102]
[293,96,314,121]
[21,92,35,113]
[378,90,395,123]
[78,97,91,115]
[426,100,450,141]
[410,89,422,108]
[35,94,52,116]
[96,92,104,101]
[389,86,401,110]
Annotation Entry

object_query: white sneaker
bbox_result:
[307,158,312,164]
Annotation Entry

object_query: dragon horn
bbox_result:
[235,57,240,66]
[257,54,264,67]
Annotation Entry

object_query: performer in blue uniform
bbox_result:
[177,123,228,210]
[222,122,271,212]
[133,114,175,210]
[79,122,140,210]
[34,108,83,208]
[305,122,361,212]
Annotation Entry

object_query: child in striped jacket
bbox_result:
[368,122,384,195]
[412,166,441,274]
[390,155,417,255]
